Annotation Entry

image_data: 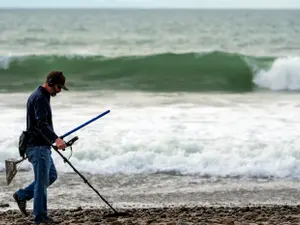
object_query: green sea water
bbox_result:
[0,9,299,92]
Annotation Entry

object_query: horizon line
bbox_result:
[0,7,299,10]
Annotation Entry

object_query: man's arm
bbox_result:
[33,97,58,144]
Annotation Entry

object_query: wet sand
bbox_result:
[1,205,300,225]
[2,173,300,224]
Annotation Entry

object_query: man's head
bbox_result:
[44,71,69,96]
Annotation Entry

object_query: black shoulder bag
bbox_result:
[18,130,30,159]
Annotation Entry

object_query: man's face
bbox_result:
[50,84,62,97]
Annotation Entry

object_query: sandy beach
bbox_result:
[1,204,300,225]
[2,173,300,224]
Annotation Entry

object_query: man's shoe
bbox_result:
[13,192,28,216]
[36,216,58,224]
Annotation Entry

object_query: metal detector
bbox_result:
[5,110,128,216]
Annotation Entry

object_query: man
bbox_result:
[13,71,69,224]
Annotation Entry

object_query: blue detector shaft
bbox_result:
[60,110,110,139]
[36,109,119,214]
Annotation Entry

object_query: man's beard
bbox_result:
[50,87,57,97]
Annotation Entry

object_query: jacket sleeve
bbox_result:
[33,96,58,144]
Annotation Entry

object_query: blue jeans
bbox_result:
[16,146,57,224]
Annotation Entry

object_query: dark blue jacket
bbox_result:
[26,86,58,146]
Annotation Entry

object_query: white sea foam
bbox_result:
[1,91,300,179]
[254,57,300,91]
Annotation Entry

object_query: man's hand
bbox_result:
[55,138,67,150]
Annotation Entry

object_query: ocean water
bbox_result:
[1,9,300,210]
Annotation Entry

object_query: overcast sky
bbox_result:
[0,0,299,9]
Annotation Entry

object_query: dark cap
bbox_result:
[46,71,69,91]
